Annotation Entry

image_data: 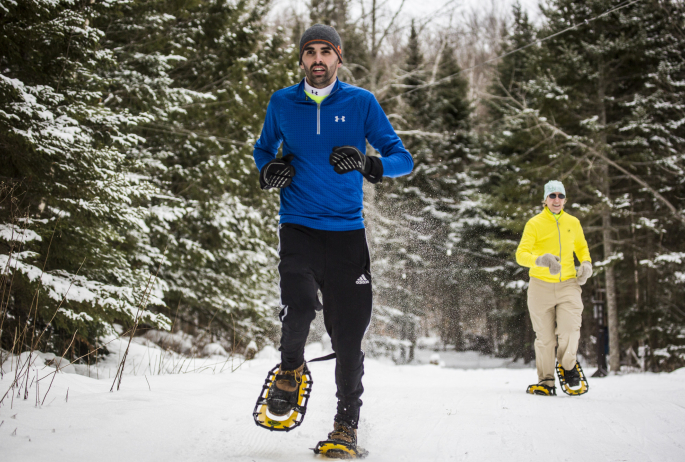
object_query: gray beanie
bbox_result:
[299,24,343,64]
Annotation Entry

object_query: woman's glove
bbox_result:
[576,261,593,285]
[535,253,561,275]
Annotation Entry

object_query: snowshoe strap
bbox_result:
[308,352,337,363]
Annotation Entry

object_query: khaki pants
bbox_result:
[527,277,584,387]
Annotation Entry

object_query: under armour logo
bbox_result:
[335,116,346,122]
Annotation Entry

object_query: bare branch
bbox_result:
[537,120,685,226]
[373,0,407,57]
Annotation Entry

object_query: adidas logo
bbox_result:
[356,274,370,285]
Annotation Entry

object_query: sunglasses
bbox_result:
[548,193,566,199]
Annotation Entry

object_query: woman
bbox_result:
[515,180,593,396]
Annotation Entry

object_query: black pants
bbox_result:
[278,223,373,427]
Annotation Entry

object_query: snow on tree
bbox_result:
[0,0,170,357]
[94,0,300,351]
[363,21,493,360]
[480,0,685,370]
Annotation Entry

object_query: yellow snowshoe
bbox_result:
[253,362,313,432]
[526,382,557,396]
[556,361,589,396]
[313,421,368,459]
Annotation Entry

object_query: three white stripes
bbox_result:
[331,153,363,170]
[266,164,292,187]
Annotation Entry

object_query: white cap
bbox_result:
[544,180,566,199]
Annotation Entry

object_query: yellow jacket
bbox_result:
[516,208,591,283]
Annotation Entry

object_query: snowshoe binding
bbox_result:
[556,361,589,396]
[253,362,313,432]
[526,381,557,396]
[313,421,368,459]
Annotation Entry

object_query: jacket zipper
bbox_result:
[308,84,339,136]
[554,215,562,282]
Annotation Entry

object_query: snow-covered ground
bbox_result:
[412,347,532,369]
[2,341,684,462]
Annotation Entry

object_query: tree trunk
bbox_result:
[603,207,620,373]
[598,68,620,373]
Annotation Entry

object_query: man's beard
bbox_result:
[305,62,336,88]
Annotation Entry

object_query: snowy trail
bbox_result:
[2,353,684,462]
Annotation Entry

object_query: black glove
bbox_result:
[329,146,383,184]
[259,154,296,190]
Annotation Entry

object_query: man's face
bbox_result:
[300,43,341,88]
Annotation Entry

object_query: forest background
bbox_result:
[1,0,684,375]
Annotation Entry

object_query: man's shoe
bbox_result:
[265,363,304,416]
[253,362,313,431]
[328,421,357,446]
[313,420,368,459]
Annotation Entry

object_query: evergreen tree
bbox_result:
[363,24,427,361]
[604,0,685,369]
[402,21,427,124]
[368,29,482,358]
[471,2,541,362]
[95,0,299,350]
[480,0,685,370]
[0,0,169,356]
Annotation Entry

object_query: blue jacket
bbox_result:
[253,79,414,231]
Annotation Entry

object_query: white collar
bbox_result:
[304,79,335,97]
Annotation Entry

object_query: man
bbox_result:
[516,180,593,396]
[252,23,413,456]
